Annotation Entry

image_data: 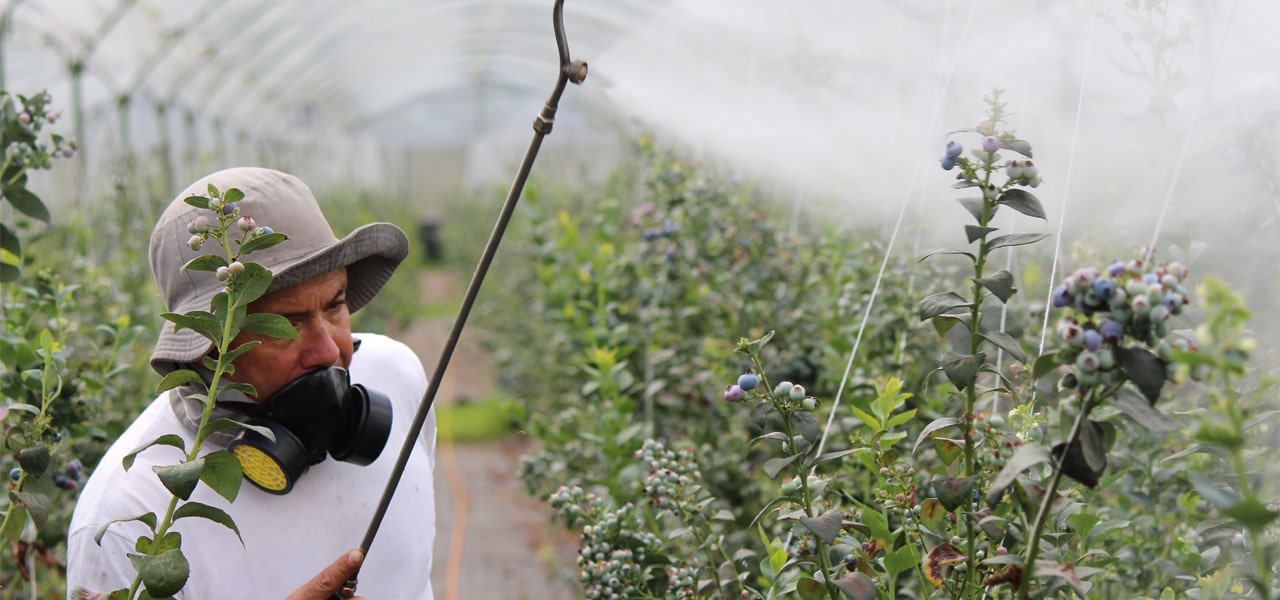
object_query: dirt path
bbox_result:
[392,268,579,600]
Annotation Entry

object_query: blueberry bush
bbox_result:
[482,94,1279,599]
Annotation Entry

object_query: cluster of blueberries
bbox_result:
[8,458,83,490]
[724,372,816,412]
[1051,253,1195,386]
[940,137,1043,189]
[636,439,699,513]
[184,202,274,252]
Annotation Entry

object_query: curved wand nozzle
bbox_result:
[332,1,585,598]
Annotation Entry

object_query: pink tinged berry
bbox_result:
[1051,284,1073,308]
[982,136,1001,153]
[1100,319,1124,343]
[186,219,198,234]
[1131,295,1151,312]
[1076,351,1100,373]
[789,384,806,401]
[724,385,743,403]
[1083,329,1103,352]
[228,261,246,275]
[62,147,73,158]
[738,372,760,391]
[1149,304,1171,322]
[239,216,256,231]
[946,141,963,158]
[187,235,204,251]
[193,215,211,233]
[215,266,230,281]
[1168,262,1188,280]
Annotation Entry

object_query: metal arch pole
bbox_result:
[334,2,587,598]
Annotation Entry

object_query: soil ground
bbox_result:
[392,268,580,600]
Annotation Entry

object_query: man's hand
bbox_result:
[287,548,366,600]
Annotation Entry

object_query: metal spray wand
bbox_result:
[335,2,586,597]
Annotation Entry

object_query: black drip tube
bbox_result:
[334,2,586,597]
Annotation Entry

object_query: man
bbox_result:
[66,167,436,599]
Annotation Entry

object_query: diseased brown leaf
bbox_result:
[923,542,967,588]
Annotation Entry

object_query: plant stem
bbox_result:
[1015,387,1097,600]
[1220,372,1273,600]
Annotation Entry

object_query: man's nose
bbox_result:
[297,319,343,369]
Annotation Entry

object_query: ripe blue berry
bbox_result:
[737,373,760,391]
[940,156,957,171]
[1083,329,1103,352]
[945,141,963,158]
[1051,284,1073,308]
[1100,319,1124,343]
[982,136,1001,153]
[53,474,68,489]
[221,202,237,215]
[1092,277,1115,300]
[723,385,743,403]
[9,468,20,481]
[1107,261,1127,278]
[259,226,274,235]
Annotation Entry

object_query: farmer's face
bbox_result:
[228,268,354,401]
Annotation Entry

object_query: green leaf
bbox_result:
[918,292,972,321]
[934,437,964,466]
[199,451,243,503]
[13,482,53,530]
[229,262,272,305]
[764,454,803,480]
[238,313,299,339]
[1110,388,1179,433]
[207,183,220,198]
[792,410,821,442]
[0,223,21,257]
[161,312,223,347]
[965,225,998,243]
[796,577,826,600]
[130,548,189,597]
[975,270,1017,303]
[1114,346,1167,404]
[4,185,51,224]
[220,340,260,366]
[987,232,1049,251]
[183,195,211,210]
[1033,560,1092,597]
[222,187,245,204]
[17,446,50,476]
[153,459,205,500]
[123,435,187,471]
[942,352,986,391]
[173,501,243,545]
[987,443,1051,505]
[832,572,876,600]
[1005,139,1033,158]
[199,417,275,447]
[1223,497,1280,529]
[156,369,203,393]
[237,232,288,256]
[1032,351,1062,379]
[918,248,976,264]
[811,447,867,467]
[934,476,976,511]
[95,513,158,545]
[957,197,989,224]
[931,314,966,337]
[913,417,960,455]
[0,262,19,283]
[884,545,918,577]
[848,404,881,430]
[0,502,29,541]
[182,254,227,273]
[798,509,844,543]
[998,189,1046,220]
[979,330,1027,363]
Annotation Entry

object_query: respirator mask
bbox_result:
[223,366,393,494]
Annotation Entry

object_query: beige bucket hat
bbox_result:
[148,167,409,375]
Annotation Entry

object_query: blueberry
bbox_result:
[1051,284,1074,308]
[1107,261,1127,278]
[789,384,806,401]
[187,235,204,251]
[1143,273,1159,285]
[9,468,20,481]
[259,226,274,235]
[737,372,760,391]
[945,141,963,158]
[1076,351,1100,373]
[1100,319,1124,343]
[940,155,957,171]
[723,385,743,403]
[1006,160,1024,179]
[773,381,794,397]
[221,202,237,215]
[53,474,68,488]
[1092,277,1115,300]
[982,136,1001,153]
[1083,329,1103,352]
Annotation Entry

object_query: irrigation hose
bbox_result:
[333,2,586,597]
